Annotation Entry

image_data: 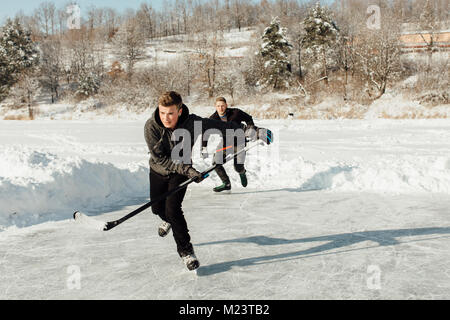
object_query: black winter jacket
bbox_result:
[202,108,254,148]
[144,104,244,177]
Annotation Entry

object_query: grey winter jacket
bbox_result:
[144,104,245,177]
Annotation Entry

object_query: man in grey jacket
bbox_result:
[144,91,271,270]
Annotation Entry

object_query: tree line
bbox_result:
[0,0,448,118]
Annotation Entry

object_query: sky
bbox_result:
[0,0,336,24]
[0,0,164,23]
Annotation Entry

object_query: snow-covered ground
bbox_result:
[1,118,450,299]
[103,27,254,69]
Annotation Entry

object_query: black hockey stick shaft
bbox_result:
[103,141,260,231]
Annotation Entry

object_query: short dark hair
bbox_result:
[159,91,182,109]
[215,96,227,104]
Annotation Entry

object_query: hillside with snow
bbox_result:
[0,26,448,121]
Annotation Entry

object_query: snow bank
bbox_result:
[1,149,449,229]
[0,149,148,229]
[1,119,449,229]
[286,155,450,194]
[194,145,450,195]
[365,92,450,119]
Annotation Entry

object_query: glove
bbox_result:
[201,147,209,159]
[257,127,273,145]
[186,167,205,183]
[244,125,258,142]
[245,126,273,145]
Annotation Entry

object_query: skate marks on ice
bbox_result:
[195,227,450,276]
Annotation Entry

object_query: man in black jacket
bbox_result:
[144,91,270,270]
[201,97,255,192]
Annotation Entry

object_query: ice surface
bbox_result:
[0,118,449,298]
[0,190,449,299]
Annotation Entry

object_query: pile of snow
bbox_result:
[1,119,450,230]
[195,121,450,195]
[202,149,450,195]
[221,27,255,44]
[365,91,450,119]
[0,98,150,121]
[0,148,148,229]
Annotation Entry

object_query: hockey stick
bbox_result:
[74,140,263,231]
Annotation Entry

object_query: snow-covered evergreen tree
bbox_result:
[0,19,39,101]
[258,17,293,90]
[302,2,339,85]
[76,73,101,97]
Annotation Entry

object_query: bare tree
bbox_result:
[333,1,362,101]
[289,22,306,80]
[194,31,222,97]
[136,3,155,39]
[11,72,40,118]
[232,0,244,31]
[216,58,246,104]
[39,39,62,103]
[104,8,120,40]
[113,18,146,79]
[34,1,56,38]
[353,13,402,99]
[419,0,439,72]
[182,53,194,96]
[56,7,67,36]
[65,27,105,94]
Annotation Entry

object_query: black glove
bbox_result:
[245,125,273,145]
[187,167,206,183]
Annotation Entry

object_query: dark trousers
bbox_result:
[149,168,192,256]
[213,142,246,184]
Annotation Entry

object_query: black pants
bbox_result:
[149,169,192,256]
[213,141,246,184]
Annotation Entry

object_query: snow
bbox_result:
[101,27,256,70]
[221,28,254,44]
[218,46,249,58]
[0,117,450,298]
[365,92,450,119]
[0,120,152,228]
[314,18,323,25]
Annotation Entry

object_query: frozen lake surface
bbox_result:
[0,118,449,299]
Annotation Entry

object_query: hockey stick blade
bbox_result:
[73,211,107,231]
